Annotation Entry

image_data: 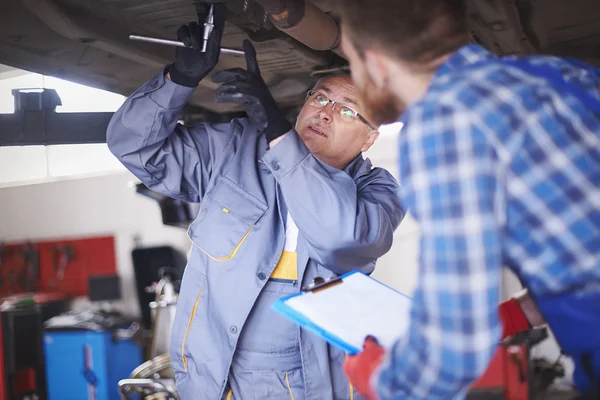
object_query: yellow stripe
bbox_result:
[181,282,204,372]
[270,251,298,280]
[226,390,232,400]
[285,372,295,400]
[188,225,254,262]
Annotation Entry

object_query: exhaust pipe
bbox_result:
[256,0,343,56]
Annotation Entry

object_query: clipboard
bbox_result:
[272,270,412,355]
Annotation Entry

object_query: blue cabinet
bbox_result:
[44,330,142,400]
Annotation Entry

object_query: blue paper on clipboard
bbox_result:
[271,270,412,355]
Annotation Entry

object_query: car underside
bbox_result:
[1,0,600,122]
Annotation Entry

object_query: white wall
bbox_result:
[0,171,190,317]
[365,130,421,296]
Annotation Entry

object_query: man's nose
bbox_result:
[317,103,334,122]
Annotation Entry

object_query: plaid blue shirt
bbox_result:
[375,44,600,399]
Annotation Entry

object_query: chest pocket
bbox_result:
[187,177,268,261]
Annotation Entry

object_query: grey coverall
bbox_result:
[106,68,405,400]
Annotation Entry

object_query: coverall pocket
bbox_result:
[188,177,267,261]
[229,368,304,400]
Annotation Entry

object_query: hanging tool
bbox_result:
[15,242,39,292]
[24,242,39,292]
[129,4,245,56]
[0,242,4,290]
[16,246,27,290]
[49,244,75,288]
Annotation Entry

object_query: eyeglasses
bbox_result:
[305,90,376,130]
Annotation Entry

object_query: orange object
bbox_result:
[470,345,529,400]
[343,337,386,400]
[468,299,534,399]
[499,298,531,339]
[15,368,36,394]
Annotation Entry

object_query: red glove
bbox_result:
[343,336,386,400]
[498,298,530,339]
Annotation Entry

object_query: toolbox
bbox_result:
[468,328,568,400]
[43,313,142,400]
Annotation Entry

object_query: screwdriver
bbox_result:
[201,2,214,53]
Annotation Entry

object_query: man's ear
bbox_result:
[361,129,380,152]
[363,50,388,89]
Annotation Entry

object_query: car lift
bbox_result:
[0,88,113,146]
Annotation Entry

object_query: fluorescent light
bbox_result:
[0,66,127,186]
[0,69,125,114]
[44,75,125,113]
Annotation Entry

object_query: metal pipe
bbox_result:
[129,35,245,56]
[118,378,168,395]
[118,378,179,399]
[255,0,343,56]
[130,354,173,379]
[310,65,350,77]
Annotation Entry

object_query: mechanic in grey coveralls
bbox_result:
[107,5,404,399]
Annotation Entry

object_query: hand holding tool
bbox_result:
[165,3,228,87]
[129,4,243,56]
[212,39,292,145]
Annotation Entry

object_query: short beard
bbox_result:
[358,73,404,126]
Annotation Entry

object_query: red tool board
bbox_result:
[0,235,117,298]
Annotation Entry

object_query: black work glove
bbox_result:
[168,3,226,87]
[211,40,292,143]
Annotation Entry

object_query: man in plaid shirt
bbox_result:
[335,0,600,399]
